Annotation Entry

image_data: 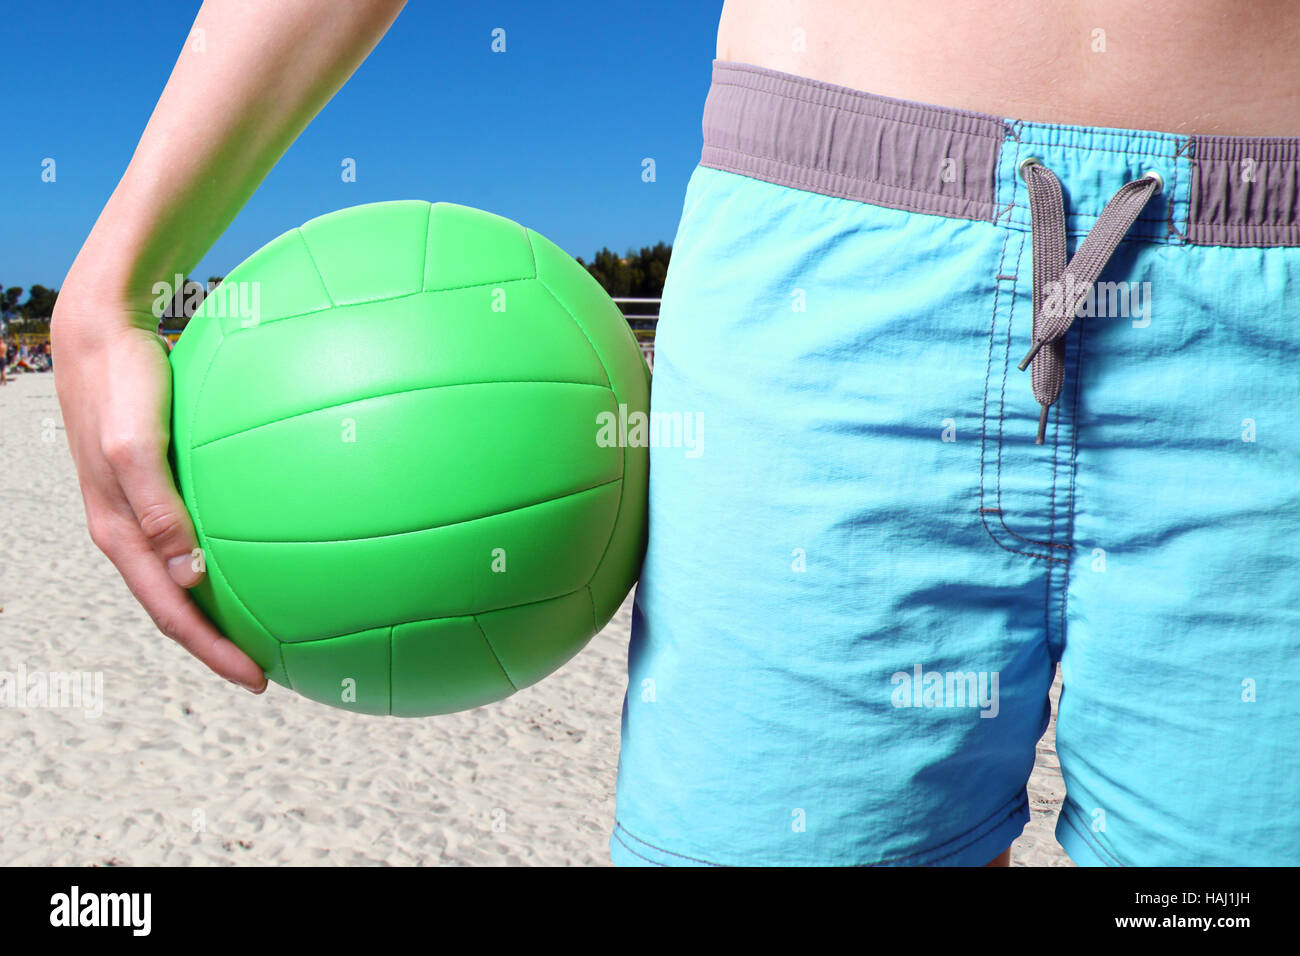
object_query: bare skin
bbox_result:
[718,0,1300,135]
[55,0,1290,863]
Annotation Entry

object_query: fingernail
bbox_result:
[228,678,265,694]
[167,554,195,584]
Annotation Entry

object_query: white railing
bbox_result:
[613,297,659,371]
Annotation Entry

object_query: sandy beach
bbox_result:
[0,372,1071,866]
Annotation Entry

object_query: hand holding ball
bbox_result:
[169,202,649,716]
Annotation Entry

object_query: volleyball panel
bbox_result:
[201,480,623,643]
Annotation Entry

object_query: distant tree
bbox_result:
[577,242,671,299]
[22,285,58,319]
[1,286,24,319]
[580,247,627,297]
[632,242,671,296]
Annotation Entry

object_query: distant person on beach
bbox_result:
[0,338,7,385]
[52,0,1300,868]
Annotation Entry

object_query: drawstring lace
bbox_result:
[1017,159,1162,443]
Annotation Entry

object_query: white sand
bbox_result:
[0,372,1070,866]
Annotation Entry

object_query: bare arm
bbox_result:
[53,0,407,691]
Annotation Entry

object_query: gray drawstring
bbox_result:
[1017,159,1162,443]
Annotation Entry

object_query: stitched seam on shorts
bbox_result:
[612,790,1027,867]
[1044,397,1062,643]
[1043,329,1077,656]
[979,212,1062,562]
[612,823,720,866]
[993,235,1069,550]
[1169,138,1190,242]
[985,185,1069,559]
[1015,127,1182,151]
[997,215,1174,241]
[611,826,676,867]
[700,156,997,223]
[1015,139,1179,161]
[1046,347,1063,555]
[1060,322,1087,652]
[1000,213,1171,231]
[1045,320,1073,573]
[919,796,1029,866]
[1060,803,1127,867]
[992,140,1075,553]
[699,148,989,209]
[993,137,1066,548]
[1194,220,1300,229]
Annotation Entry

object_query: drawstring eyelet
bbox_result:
[1018,156,1042,181]
[1142,169,1165,194]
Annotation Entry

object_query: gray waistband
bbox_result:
[1185,137,1300,246]
[700,60,1300,247]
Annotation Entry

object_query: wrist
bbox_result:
[59,191,199,332]
[57,253,183,337]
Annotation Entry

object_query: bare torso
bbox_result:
[717,0,1300,135]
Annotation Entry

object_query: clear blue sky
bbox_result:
[4,0,722,291]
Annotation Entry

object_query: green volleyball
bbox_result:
[169,201,649,716]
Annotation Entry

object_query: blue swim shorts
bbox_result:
[610,61,1300,866]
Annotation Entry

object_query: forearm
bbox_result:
[62,0,406,326]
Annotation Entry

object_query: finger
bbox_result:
[103,434,205,588]
[98,516,267,692]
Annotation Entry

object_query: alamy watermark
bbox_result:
[891,663,1000,718]
[49,886,150,936]
[1044,275,1153,328]
[596,404,703,457]
[151,274,262,328]
[0,663,103,718]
